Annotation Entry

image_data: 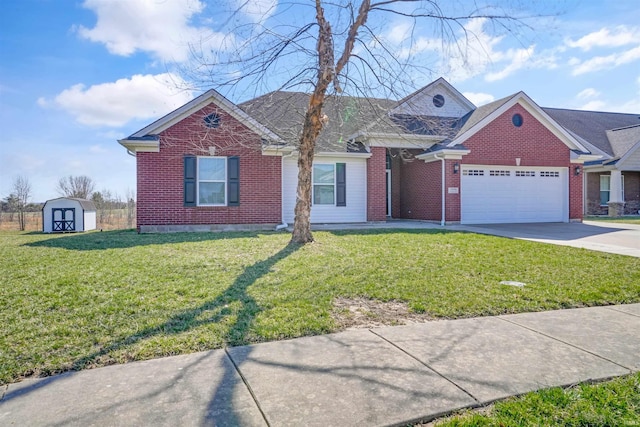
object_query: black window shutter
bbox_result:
[184,156,197,207]
[227,156,240,206]
[336,162,346,207]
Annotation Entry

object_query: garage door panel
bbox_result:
[461,166,567,224]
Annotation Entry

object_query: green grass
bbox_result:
[585,215,640,225]
[430,373,640,426]
[1,229,639,385]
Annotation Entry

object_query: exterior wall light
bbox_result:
[453,162,459,174]
[575,165,581,176]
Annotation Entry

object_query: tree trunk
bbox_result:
[290,0,370,244]
[290,1,337,244]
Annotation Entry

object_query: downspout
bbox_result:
[275,151,295,231]
[434,153,446,226]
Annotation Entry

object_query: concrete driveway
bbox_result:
[456,221,640,257]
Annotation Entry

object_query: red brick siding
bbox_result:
[462,104,583,221]
[137,104,281,228]
[444,159,461,222]
[400,156,442,221]
[367,147,387,221]
[623,172,640,214]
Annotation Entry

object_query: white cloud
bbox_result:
[578,100,606,111]
[566,26,640,51]
[462,92,495,106]
[233,0,277,23]
[574,76,640,113]
[571,45,640,75]
[76,0,232,62]
[485,46,535,82]
[576,88,600,100]
[382,18,556,83]
[41,73,193,127]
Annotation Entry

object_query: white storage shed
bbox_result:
[42,198,97,233]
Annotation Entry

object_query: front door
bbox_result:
[52,208,75,232]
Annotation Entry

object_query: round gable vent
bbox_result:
[204,113,221,128]
[433,94,445,108]
[512,113,523,127]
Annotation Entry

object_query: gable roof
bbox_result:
[118,77,639,162]
[606,124,640,158]
[119,88,283,153]
[390,77,476,116]
[446,91,590,153]
[543,108,640,157]
[240,91,401,152]
[43,197,96,211]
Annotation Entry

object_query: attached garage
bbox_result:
[461,165,568,224]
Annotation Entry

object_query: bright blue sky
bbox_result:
[1,0,639,202]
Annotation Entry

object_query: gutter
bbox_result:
[276,151,296,231]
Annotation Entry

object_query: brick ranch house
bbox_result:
[119,78,640,232]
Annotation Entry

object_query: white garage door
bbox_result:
[461,166,568,224]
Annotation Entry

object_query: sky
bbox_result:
[1,0,639,202]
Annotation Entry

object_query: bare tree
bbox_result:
[12,175,32,231]
[57,175,96,199]
[125,188,136,229]
[182,1,533,243]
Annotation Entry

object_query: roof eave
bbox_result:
[118,138,160,153]
[416,148,471,162]
[353,132,444,149]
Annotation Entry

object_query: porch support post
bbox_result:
[607,169,624,217]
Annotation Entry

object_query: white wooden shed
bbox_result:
[42,198,97,233]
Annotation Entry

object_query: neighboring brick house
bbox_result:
[119,78,639,232]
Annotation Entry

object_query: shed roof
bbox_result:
[44,197,97,211]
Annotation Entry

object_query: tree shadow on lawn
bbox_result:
[324,227,464,238]
[2,242,301,414]
[24,229,286,251]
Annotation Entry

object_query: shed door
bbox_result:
[461,166,568,224]
[52,208,76,231]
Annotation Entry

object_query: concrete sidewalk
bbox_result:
[2,304,639,426]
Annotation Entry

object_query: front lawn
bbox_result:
[428,373,640,426]
[1,229,639,385]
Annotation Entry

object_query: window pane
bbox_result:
[600,176,610,205]
[314,185,334,205]
[199,158,225,181]
[313,164,334,184]
[199,182,225,205]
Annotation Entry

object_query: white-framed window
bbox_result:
[600,175,610,206]
[600,174,624,205]
[198,156,226,206]
[313,163,335,205]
